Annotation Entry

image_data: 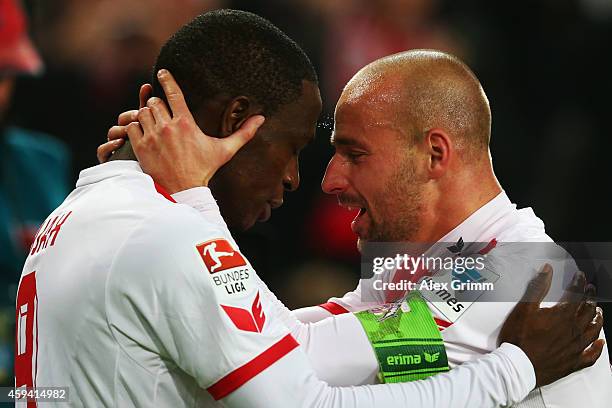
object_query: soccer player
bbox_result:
[295,51,612,406]
[23,10,603,407]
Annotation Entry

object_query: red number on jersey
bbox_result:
[15,271,38,407]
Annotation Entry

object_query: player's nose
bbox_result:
[321,155,347,194]
[283,157,300,192]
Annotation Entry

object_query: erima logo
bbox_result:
[446,237,464,254]
[221,292,266,333]
[386,351,441,366]
[424,352,440,363]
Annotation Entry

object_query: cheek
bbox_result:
[363,171,405,220]
[222,155,277,193]
[249,163,285,193]
[259,152,291,187]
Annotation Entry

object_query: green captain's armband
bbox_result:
[354,293,450,383]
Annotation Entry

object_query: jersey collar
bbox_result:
[76,160,177,203]
[76,160,144,188]
[436,191,517,245]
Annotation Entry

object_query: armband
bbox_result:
[354,293,449,383]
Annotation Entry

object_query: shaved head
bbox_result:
[324,50,501,246]
[341,50,492,156]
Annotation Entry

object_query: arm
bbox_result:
[108,208,535,408]
[226,341,534,408]
[111,213,601,407]
[103,70,604,405]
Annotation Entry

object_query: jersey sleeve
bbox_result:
[106,208,296,400]
[291,279,378,324]
[223,340,536,408]
[163,188,538,406]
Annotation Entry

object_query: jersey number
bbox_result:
[15,271,38,407]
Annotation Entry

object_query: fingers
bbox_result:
[582,306,604,343]
[575,338,605,371]
[117,110,138,127]
[219,115,265,161]
[574,284,597,329]
[585,283,597,306]
[560,270,586,304]
[126,122,144,147]
[520,263,553,306]
[107,124,128,142]
[139,83,152,109]
[559,271,588,318]
[147,97,171,125]
[157,69,190,118]
[138,107,155,135]
[97,139,124,163]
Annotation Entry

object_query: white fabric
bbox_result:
[16,161,537,407]
[173,180,538,403]
[311,192,612,408]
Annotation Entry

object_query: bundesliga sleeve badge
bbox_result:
[197,239,247,273]
[196,238,257,302]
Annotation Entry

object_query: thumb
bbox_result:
[520,263,554,306]
[220,115,265,160]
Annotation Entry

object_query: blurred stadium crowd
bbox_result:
[1,0,612,384]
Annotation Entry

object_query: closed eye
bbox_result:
[345,151,367,163]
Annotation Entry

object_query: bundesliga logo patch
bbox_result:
[197,239,247,273]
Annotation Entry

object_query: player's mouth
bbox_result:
[257,199,283,223]
[257,203,272,222]
[350,207,369,235]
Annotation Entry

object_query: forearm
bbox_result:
[173,187,536,406]
[292,306,335,323]
[225,343,535,408]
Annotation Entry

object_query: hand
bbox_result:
[97,83,152,163]
[124,69,264,193]
[498,264,605,387]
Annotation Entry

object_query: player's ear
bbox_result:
[220,96,258,137]
[425,128,452,179]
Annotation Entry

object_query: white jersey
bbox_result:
[16,161,539,407]
[301,192,612,407]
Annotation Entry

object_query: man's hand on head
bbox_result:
[97,84,152,163]
[97,70,265,194]
[498,264,605,387]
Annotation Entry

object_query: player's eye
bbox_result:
[346,151,366,163]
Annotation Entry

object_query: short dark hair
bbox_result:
[152,9,318,116]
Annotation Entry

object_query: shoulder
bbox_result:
[105,206,234,315]
[114,204,228,271]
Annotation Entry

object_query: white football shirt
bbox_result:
[311,192,612,407]
[15,161,539,407]
[15,160,295,406]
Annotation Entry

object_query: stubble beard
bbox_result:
[362,159,424,248]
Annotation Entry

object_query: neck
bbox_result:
[416,161,502,243]
[109,141,138,162]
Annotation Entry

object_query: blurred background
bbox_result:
[1,0,611,385]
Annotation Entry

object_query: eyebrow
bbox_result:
[330,132,363,147]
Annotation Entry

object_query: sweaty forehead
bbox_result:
[340,70,402,108]
[335,72,405,136]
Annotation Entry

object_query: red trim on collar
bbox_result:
[154,182,177,203]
